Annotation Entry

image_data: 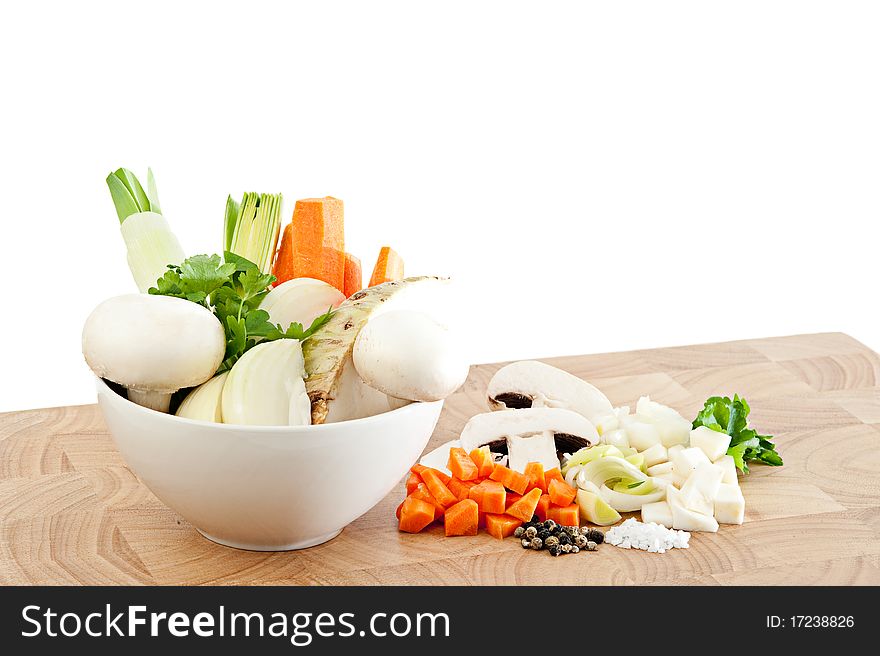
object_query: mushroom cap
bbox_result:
[353,310,469,402]
[82,294,225,394]
[487,360,613,422]
[459,407,599,453]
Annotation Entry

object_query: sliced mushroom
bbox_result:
[487,360,613,423]
[459,407,599,473]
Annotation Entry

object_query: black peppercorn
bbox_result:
[530,515,541,524]
[588,529,604,544]
[548,546,560,557]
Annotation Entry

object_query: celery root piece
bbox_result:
[302,276,446,424]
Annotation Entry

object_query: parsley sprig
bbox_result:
[149,252,333,373]
[692,394,783,473]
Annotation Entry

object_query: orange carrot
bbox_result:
[469,446,496,478]
[448,478,476,502]
[447,447,479,481]
[505,492,522,509]
[505,488,543,522]
[444,499,479,536]
[290,197,345,293]
[368,246,404,287]
[548,503,580,527]
[544,467,564,489]
[478,480,506,514]
[485,514,523,540]
[342,252,362,297]
[523,462,546,493]
[536,493,551,521]
[410,464,451,486]
[548,478,578,507]
[271,222,296,285]
[409,483,445,518]
[405,472,422,495]
[421,468,458,508]
[399,496,435,533]
[489,463,530,495]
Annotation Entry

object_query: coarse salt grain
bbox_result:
[605,518,690,553]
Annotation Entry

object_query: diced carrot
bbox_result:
[478,480,506,514]
[448,478,477,502]
[395,500,404,520]
[421,468,458,508]
[444,499,479,537]
[409,483,445,518]
[548,478,578,507]
[479,511,487,529]
[505,488,543,523]
[548,503,580,528]
[505,492,522,509]
[411,464,450,485]
[485,514,523,540]
[342,252,362,297]
[290,197,346,293]
[399,496,435,533]
[469,446,496,478]
[406,472,422,495]
[545,467,564,488]
[524,462,546,493]
[447,447,479,481]
[489,463,530,495]
[271,223,296,285]
[368,246,404,287]
[536,494,551,521]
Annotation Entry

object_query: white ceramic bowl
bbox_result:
[95,378,443,551]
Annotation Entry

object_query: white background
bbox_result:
[1,1,878,412]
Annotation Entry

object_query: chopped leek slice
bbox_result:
[562,444,623,475]
[224,192,283,274]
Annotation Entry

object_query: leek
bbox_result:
[224,192,283,274]
[106,168,185,293]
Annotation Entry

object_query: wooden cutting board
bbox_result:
[2,333,879,586]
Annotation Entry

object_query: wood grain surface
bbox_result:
[1,333,879,586]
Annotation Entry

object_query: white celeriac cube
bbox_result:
[641,500,673,528]
[602,428,630,449]
[646,461,674,476]
[671,446,711,479]
[667,444,685,460]
[627,421,662,451]
[714,483,745,524]
[690,426,732,462]
[640,442,668,468]
[679,462,724,515]
[668,487,719,532]
[594,413,619,435]
[714,454,738,485]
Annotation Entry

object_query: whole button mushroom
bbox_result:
[352,310,469,402]
[82,294,226,413]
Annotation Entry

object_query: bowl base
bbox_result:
[196,528,343,552]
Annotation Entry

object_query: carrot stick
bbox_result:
[368,246,404,287]
[271,222,295,285]
[343,252,362,297]
[291,197,345,293]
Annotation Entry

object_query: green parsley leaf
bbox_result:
[692,394,783,474]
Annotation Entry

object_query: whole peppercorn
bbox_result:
[565,526,578,537]
[521,538,531,549]
[549,546,560,557]
[571,545,580,554]
[580,526,590,535]
[562,544,572,553]
[575,535,588,548]
[525,526,538,539]
[544,535,559,548]
[530,537,543,550]
[513,526,525,538]
[537,530,550,541]
[544,519,557,531]
[530,515,541,524]
[588,529,605,544]
[586,540,598,551]
[558,533,571,545]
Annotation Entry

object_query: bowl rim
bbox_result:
[95,376,443,433]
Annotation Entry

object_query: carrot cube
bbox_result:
[409,483,445,518]
[505,488,543,522]
[524,462,547,493]
[448,478,476,502]
[444,499,479,537]
[548,503,580,527]
[399,496,435,533]
[405,472,422,495]
[544,467,564,488]
[447,447,479,481]
[485,514,523,540]
[469,446,496,478]
[411,464,450,485]
[368,246,404,287]
[489,463,530,495]
[505,492,522,509]
[420,469,458,508]
[548,478,578,507]
[536,493,551,521]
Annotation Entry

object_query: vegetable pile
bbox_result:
[83,167,469,426]
[402,359,783,549]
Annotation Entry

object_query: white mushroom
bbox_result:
[82,294,225,412]
[459,407,600,473]
[487,360,613,422]
[353,310,469,402]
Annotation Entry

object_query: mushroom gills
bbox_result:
[487,360,613,423]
